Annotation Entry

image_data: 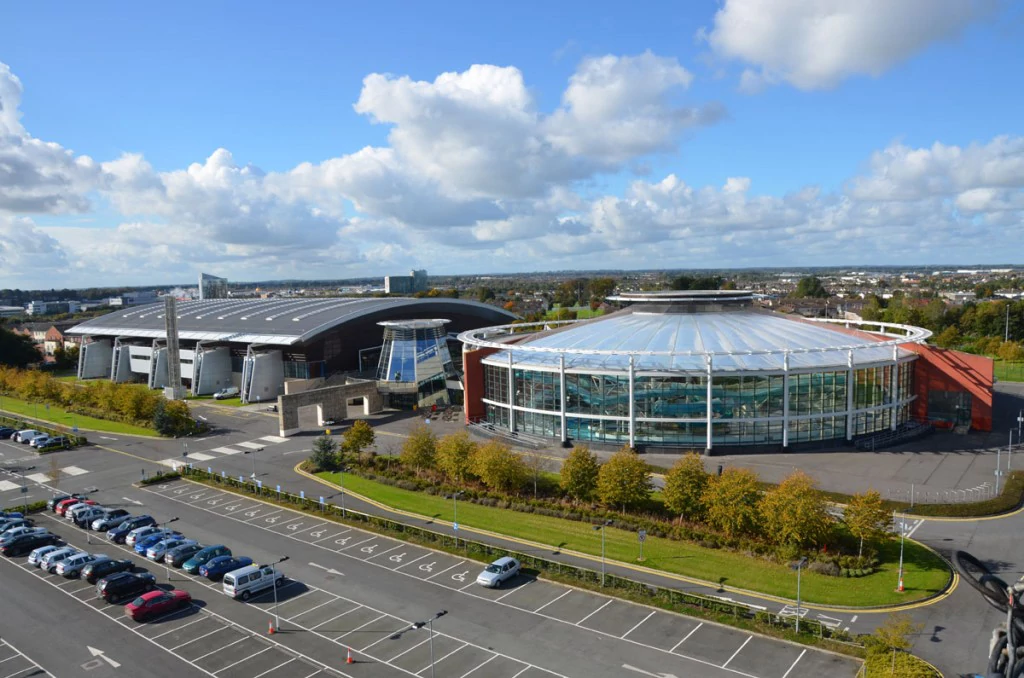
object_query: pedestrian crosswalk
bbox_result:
[159,435,289,469]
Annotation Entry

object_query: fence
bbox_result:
[886,481,996,505]
[177,464,856,646]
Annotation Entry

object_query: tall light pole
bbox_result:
[161,517,180,580]
[391,611,448,678]
[338,465,347,517]
[266,556,289,632]
[592,520,612,587]
[895,511,906,592]
[243,446,263,480]
[449,491,464,548]
[790,556,808,633]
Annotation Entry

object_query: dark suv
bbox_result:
[107,515,156,544]
[97,572,157,603]
[82,558,135,584]
[165,543,204,568]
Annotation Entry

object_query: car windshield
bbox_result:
[130,596,146,607]
[484,564,501,573]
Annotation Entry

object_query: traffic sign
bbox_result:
[453,522,459,531]
[20,486,28,494]
[638,529,647,542]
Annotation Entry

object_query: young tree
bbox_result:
[342,420,376,460]
[597,446,651,512]
[401,424,437,472]
[435,430,477,482]
[866,613,926,676]
[662,452,710,522]
[758,471,833,547]
[309,435,339,472]
[523,448,550,499]
[472,440,527,493]
[845,489,892,558]
[702,467,762,538]
[560,445,600,502]
[152,399,196,437]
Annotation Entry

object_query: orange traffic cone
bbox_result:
[897,578,904,592]
[346,648,355,664]
[268,620,276,635]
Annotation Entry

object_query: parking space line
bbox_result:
[248,580,306,603]
[359,622,413,652]
[426,642,467,668]
[311,529,350,544]
[495,580,531,601]
[289,521,326,533]
[272,517,307,530]
[388,637,432,661]
[289,597,341,620]
[192,636,248,662]
[458,581,476,591]
[223,503,258,514]
[171,625,232,651]
[721,636,752,669]
[213,646,272,674]
[575,599,612,626]
[152,615,209,639]
[533,590,571,613]
[393,553,429,570]
[336,614,389,640]
[455,654,496,677]
[310,606,364,630]
[511,667,531,678]
[781,649,807,678]
[245,508,283,522]
[69,583,95,594]
[621,611,656,639]
[339,536,376,551]
[365,543,403,560]
[424,561,464,580]
[670,622,702,653]
[250,657,296,678]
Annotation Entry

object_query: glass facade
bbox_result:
[376,321,459,409]
[480,359,917,448]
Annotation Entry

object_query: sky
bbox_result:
[1,0,1022,289]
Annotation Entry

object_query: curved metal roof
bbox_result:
[67,297,515,346]
[469,310,929,372]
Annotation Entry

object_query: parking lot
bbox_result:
[0,638,51,678]
[143,479,860,678]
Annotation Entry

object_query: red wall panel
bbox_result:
[902,344,993,431]
[462,346,501,424]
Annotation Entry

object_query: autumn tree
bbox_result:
[342,420,375,462]
[758,471,833,547]
[597,446,651,512]
[560,445,600,502]
[400,424,437,472]
[702,467,762,538]
[865,613,927,677]
[472,440,527,493]
[845,489,892,558]
[662,452,710,522]
[435,430,478,482]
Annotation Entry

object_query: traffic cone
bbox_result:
[346,648,354,664]
[898,578,904,592]
[268,620,276,635]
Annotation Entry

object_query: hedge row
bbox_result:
[0,414,88,449]
[177,464,860,651]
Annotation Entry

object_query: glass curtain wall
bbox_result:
[481,359,916,447]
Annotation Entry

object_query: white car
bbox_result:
[40,547,82,573]
[29,434,51,448]
[28,544,61,567]
[66,503,101,524]
[476,557,521,588]
[146,537,196,562]
[56,552,103,578]
[213,387,240,400]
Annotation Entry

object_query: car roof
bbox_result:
[491,556,517,565]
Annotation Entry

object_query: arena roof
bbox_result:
[470,309,929,372]
[67,297,515,346]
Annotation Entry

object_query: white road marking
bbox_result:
[212,645,271,674]
[781,649,807,678]
[575,599,613,626]
[259,435,288,443]
[187,452,215,461]
[236,441,265,450]
[670,622,703,653]
[62,466,89,476]
[722,636,752,669]
[533,590,572,613]
[457,654,497,677]
[0,480,19,491]
[621,611,656,638]
[25,473,50,483]
[212,446,243,455]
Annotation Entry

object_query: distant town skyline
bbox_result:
[1,0,1021,288]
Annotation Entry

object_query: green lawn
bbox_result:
[187,395,247,407]
[995,360,1024,383]
[317,472,950,607]
[0,395,158,437]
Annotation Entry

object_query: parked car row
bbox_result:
[1,428,73,449]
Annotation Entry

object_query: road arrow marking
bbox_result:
[88,646,121,668]
[309,561,344,576]
[122,497,143,506]
[622,664,678,678]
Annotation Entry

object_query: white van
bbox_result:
[213,387,240,400]
[222,564,284,600]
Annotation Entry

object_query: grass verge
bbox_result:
[0,395,158,437]
[316,471,950,607]
[188,395,247,407]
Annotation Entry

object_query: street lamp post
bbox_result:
[790,557,808,633]
[895,511,906,592]
[243,447,263,481]
[161,517,180,580]
[592,520,612,587]
[267,556,289,632]
[449,491,464,548]
[403,611,447,678]
[338,465,347,517]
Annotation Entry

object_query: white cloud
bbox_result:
[705,0,997,90]
[0,63,101,214]
[0,215,70,285]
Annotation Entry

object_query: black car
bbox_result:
[0,427,15,439]
[97,572,157,603]
[107,515,156,544]
[164,543,204,568]
[1,532,59,557]
[48,494,85,512]
[82,558,135,584]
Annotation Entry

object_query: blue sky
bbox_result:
[1,0,1022,287]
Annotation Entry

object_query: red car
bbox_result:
[125,589,191,621]
[55,498,91,516]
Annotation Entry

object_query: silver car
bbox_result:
[28,544,61,567]
[146,537,196,562]
[40,547,82,573]
[476,557,521,588]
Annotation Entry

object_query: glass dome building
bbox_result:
[376,319,460,409]
[459,291,935,452]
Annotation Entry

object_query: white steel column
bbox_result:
[628,355,636,449]
[559,355,567,444]
[705,355,714,452]
[890,346,899,430]
[846,349,855,441]
[507,351,516,433]
[782,351,790,448]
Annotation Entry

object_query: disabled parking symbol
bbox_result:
[389,553,405,563]
[419,561,435,573]
[287,523,303,531]
[452,570,469,582]
[309,530,326,538]
[335,537,351,546]
[360,544,377,554]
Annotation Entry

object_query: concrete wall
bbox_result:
[283,377,326,395]
[128,345,152,374]
[149,347,169,389]
[905,344,994,431]
[194,346,232,395]
[79,338,112,379]
[247,350,284,404]
[111,344,134,382]
[277,381,384,437]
